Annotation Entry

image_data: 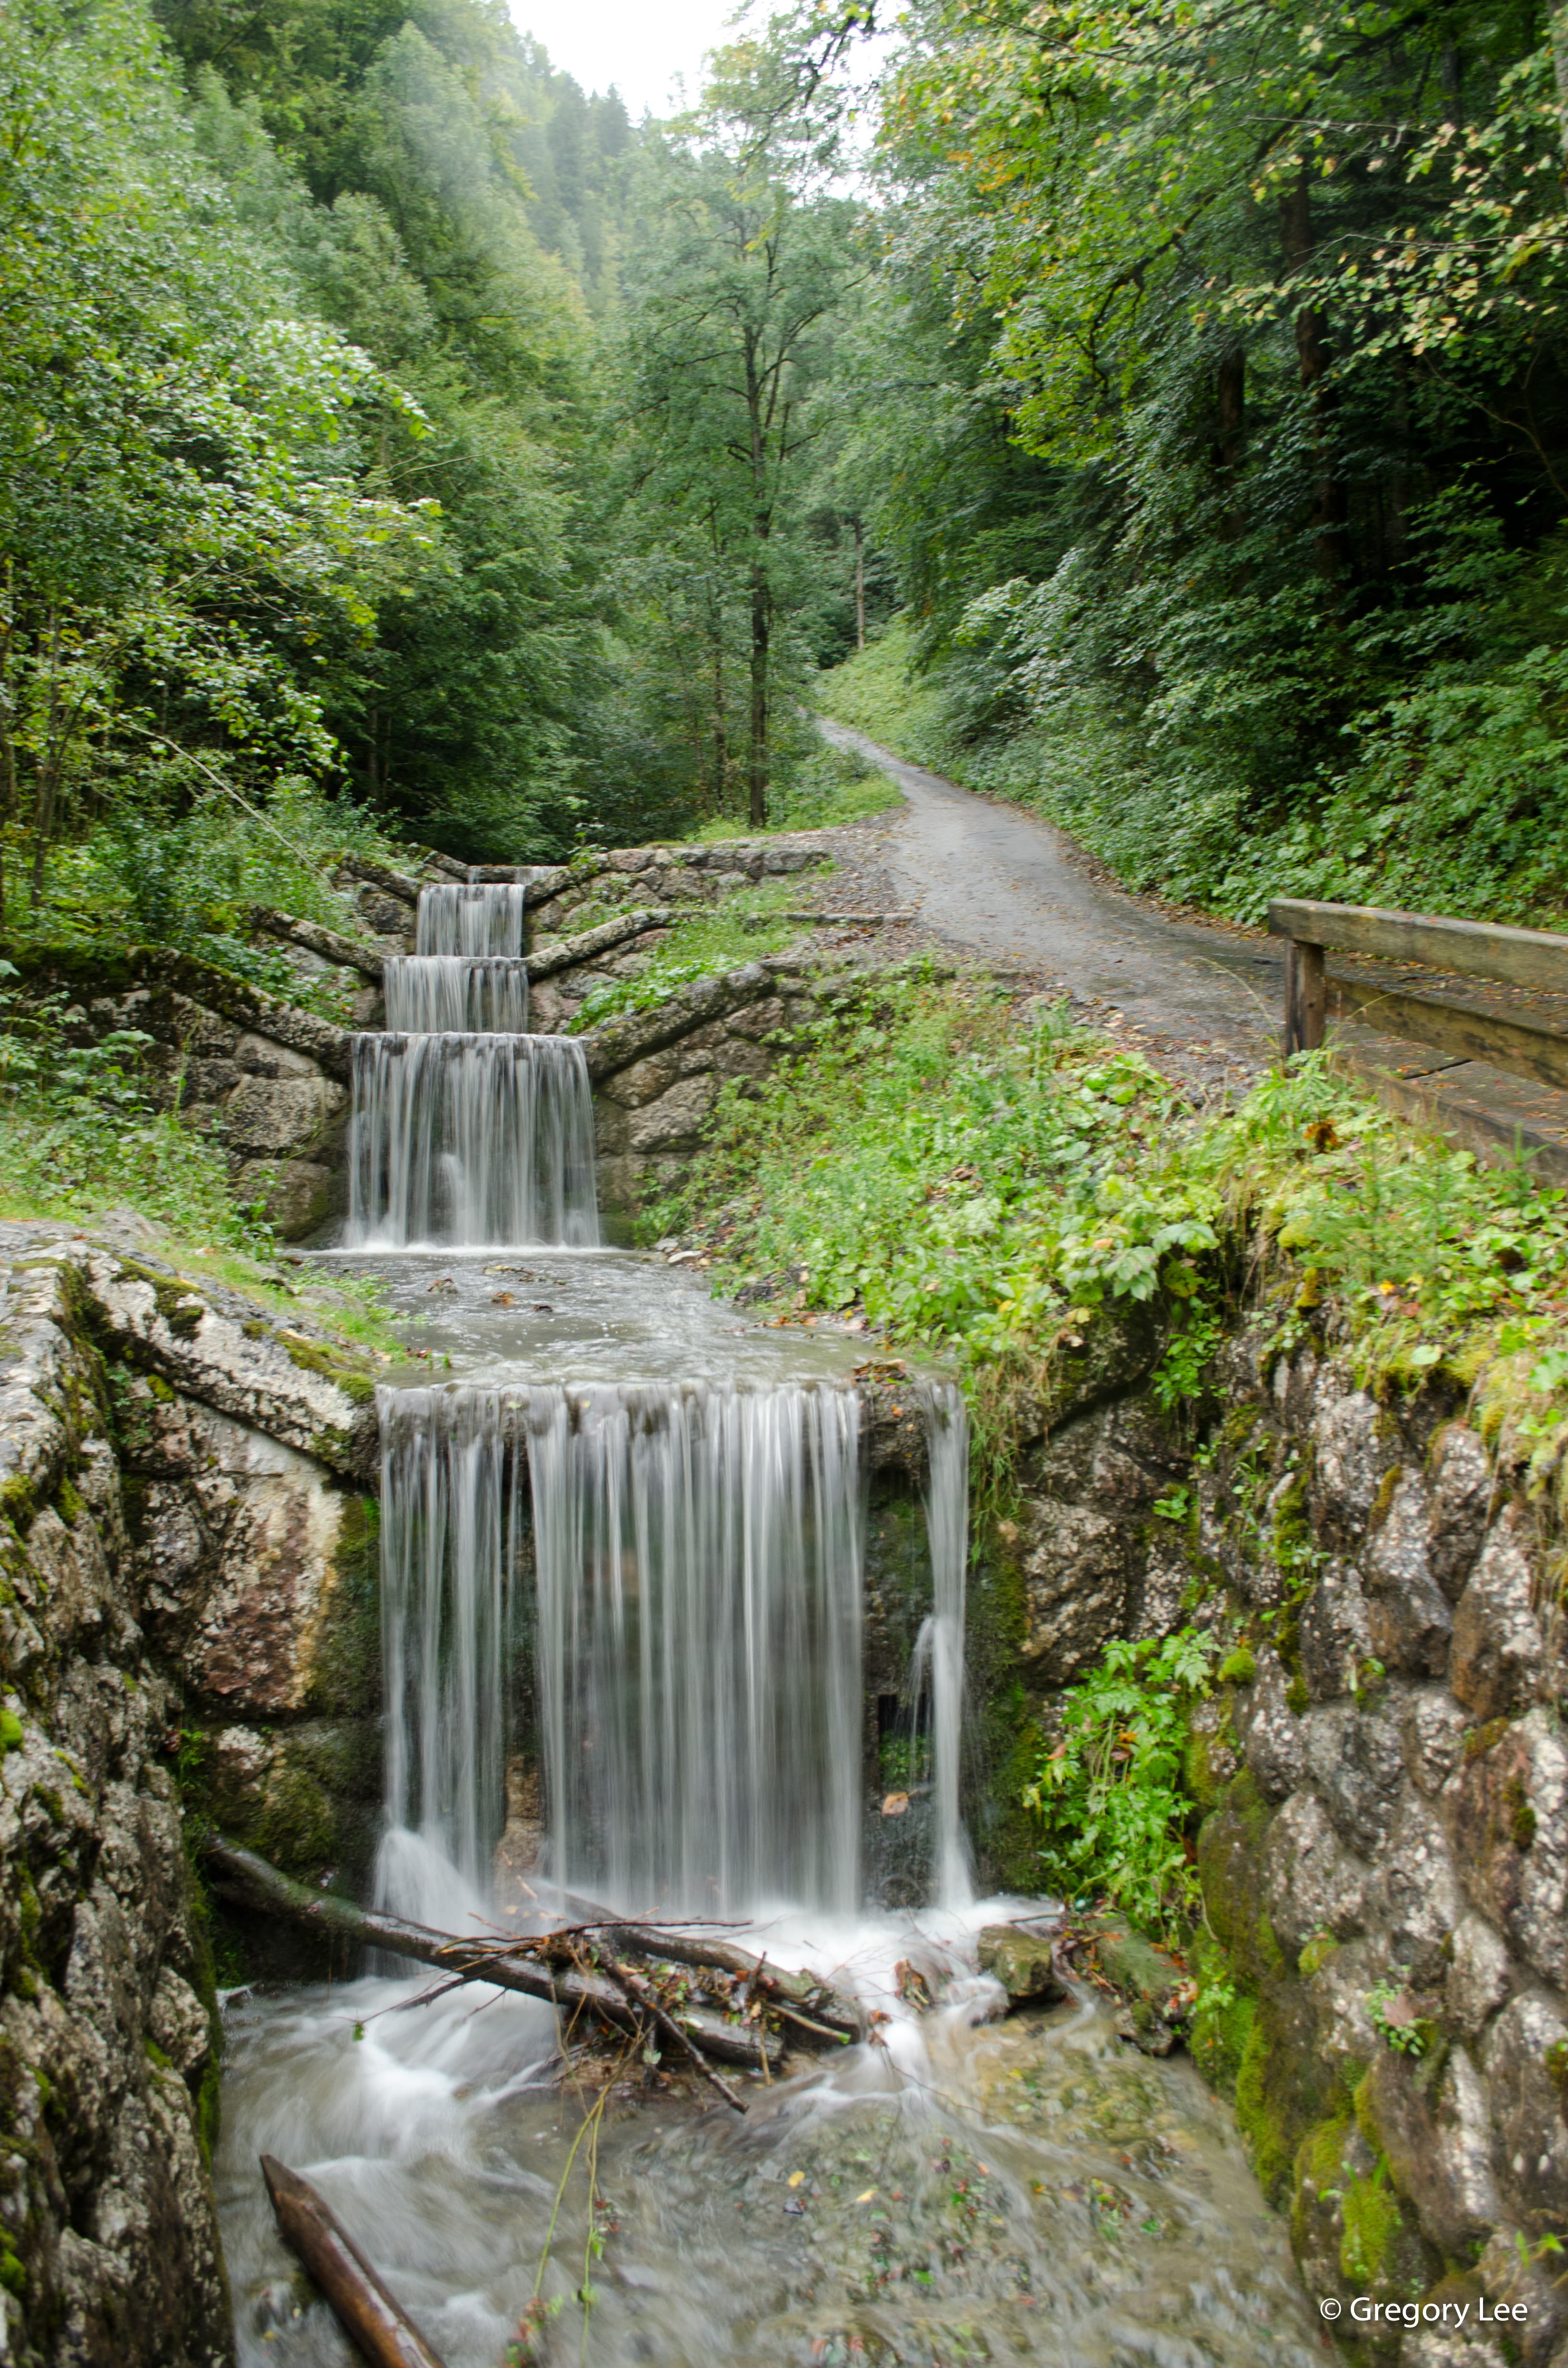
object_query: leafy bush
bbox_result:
[565,876,830,1032]
[662,979,1568,1506]
[1022,1628,1216,1934]
[0,964,268,1250]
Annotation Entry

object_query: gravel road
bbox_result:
[818,717,1283,1090]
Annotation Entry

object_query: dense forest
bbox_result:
[3,0,1568,938]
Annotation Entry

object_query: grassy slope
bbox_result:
[653,971,1568,1505]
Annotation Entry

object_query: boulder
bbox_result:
[977,1924,1063,2004]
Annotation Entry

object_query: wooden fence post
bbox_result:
[1284,938,1326,1057]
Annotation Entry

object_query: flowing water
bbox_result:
[216,889,1323,2368]
[384,956,531,1034]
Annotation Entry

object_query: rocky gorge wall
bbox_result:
[983,1311,1568,2365]
[0,1226,379,2367]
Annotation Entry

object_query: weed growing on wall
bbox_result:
[1024,1628,1216,1935]
[0,964,268,1250]
[565,877,836,1033]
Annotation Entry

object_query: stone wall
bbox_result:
[0,1226,381,2367]
[990,1312,1568,2365]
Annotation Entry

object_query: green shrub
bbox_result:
[1022,1626,1216,1934]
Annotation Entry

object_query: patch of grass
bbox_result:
[565,874,833,1033]
[655,973,1568,1500]
[814,622,954,759]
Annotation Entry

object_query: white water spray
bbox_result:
[373,1379,866,1922]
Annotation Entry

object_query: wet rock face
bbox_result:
[0,1243,233,2366]
[0,1229,389,2366]
[1012,1336,1568,2361]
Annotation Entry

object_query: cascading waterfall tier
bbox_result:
[383,955,530,1034]
[918,1381,972,1910]
[375,1379,865,1920]
[346,1032,599,1249]
[346,874,598,1248]
[416,881,527,957]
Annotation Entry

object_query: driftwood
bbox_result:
[205,1837,784,2078]
[262,2154,448,2368]
[540,1886,862,2041]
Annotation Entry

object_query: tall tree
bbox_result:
[613,58,857,824]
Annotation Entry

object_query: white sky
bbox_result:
[508,0,747,118]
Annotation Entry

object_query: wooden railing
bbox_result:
[1268,898,1568,1088]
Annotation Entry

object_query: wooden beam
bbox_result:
[1270,898,1568,994]
[1284,938,1326,1056]
[1330,973,1568,1095]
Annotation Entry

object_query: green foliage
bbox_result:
[1023,1628,1216,1934]
[790,0,1568,928]
[0,963,269,1249]
[1366,1977,1432,2060]
[565,876,819,1032]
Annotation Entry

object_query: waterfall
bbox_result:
[528,1381,863,1916]
[416,882,527,957]
[345,1034,600,1249]
[378,1386,522,1903]
[374,1380,865,1922]
[383,956,530,1034]
[920,1382,972,1909]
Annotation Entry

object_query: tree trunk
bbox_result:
[711,608,728,815]
[1215,346,1246,542]
[853,517,866,649]
[748,555,770,829]
[1279,167,1345,579]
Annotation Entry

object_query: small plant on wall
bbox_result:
[1023,1626,1215,1937]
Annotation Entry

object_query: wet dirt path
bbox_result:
[819,718,1283,1089]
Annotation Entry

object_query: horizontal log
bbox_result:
[204,1836,781,2072]
[262,2155,447,2368]
[526,908,672,979]
[252,907,386,981]
[1270,898,1568,995]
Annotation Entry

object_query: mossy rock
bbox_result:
[978,1925,1062,2003]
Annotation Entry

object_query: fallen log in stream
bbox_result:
[205,1838,871,2093]
[262,2155,447,2368]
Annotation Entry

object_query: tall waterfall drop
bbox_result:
[375,1380,866,1920]
[344,881,599,1249]
[920,1382,972,1909]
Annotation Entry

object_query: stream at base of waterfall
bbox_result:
[216,883,1320,2368]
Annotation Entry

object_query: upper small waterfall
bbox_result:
[383,955,530,1034]
[416,882,527,956]
[344,875,598,1248]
